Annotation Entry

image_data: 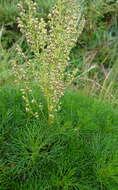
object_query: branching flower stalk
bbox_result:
[13,0,85,121]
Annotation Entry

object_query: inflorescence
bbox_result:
[13,0,85,121]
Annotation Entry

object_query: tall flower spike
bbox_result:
[15,0,85,122]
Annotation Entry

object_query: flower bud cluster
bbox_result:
[17,1,47,56]
[12,45,40,119]
[14,0,85,121]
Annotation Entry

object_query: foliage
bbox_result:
[0,0,20,48]
[70,0,118,101]
[0,86,118,190]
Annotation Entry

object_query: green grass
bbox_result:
[0,86,117,190]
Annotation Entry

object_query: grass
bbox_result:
[0,86,118,190]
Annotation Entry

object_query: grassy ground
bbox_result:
[0,86,118,190]
[0,0,118,189]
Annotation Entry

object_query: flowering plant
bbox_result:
[13,0,85,121]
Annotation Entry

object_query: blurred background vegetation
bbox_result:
[0,0,118,103]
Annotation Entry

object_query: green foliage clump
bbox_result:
[0,0,20,49]
[0,86,117,190]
